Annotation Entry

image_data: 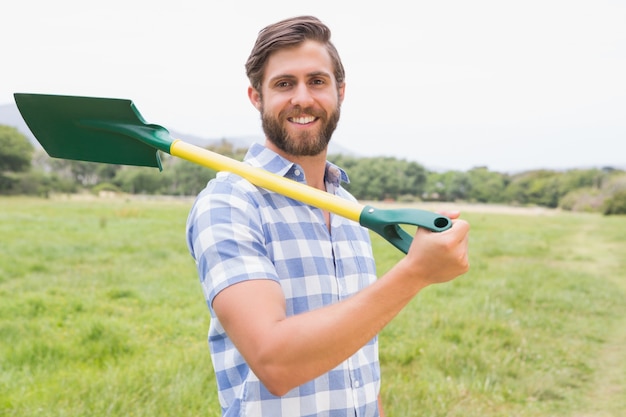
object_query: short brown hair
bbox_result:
[245,15,346,93]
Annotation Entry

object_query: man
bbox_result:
[186,15,470,417]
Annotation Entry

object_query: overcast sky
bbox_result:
[2,0,625,172]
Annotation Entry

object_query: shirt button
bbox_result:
[354,380,361,388]
[294,169,301,176]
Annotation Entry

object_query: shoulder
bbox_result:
[197,172,261,209]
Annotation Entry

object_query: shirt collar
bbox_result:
[244,143,350,185]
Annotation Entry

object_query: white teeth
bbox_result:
[291,116,315,124]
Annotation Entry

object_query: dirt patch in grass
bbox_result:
[370,201,560,216]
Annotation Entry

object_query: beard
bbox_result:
[260,103,341,157]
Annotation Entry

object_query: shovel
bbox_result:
[14,93,451,254]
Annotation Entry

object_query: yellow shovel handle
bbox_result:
[170,140,364,222]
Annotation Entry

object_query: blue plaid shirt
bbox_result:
[186,143,380,416]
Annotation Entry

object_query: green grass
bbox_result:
[1,197,625,416]
[0,196,217,416]
[375,210,626,416]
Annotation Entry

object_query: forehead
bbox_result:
[263,40,334,83]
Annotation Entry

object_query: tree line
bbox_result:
[2,124,626,214]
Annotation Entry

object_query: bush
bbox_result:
[602,190,626,215]
[559,188,605,213]
[92,182,121,195]
[113,167,170,194]
[0,171,76,197]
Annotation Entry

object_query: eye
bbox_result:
[276,80,292,88]
[310,78,325,86]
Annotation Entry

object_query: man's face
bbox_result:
[251,40,345,157]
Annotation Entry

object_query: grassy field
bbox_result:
[1,196,625,417]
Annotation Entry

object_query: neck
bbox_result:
[265,140,328,191]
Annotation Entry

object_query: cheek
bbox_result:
[316,91,341,109]
[260,96,286,115]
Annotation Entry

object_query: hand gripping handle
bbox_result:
[359,205,452,254]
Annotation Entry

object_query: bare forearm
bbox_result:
[249,259,428,394]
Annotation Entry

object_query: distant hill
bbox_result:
[0,102,355,156]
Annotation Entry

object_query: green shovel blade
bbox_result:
[14,93,168,169]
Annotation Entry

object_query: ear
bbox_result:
[248,86,262,110]
[337,82,346,105]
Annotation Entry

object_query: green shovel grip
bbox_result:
[359,205,452,254]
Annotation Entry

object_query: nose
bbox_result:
[290,83,315,107]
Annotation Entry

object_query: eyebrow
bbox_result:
[268,71,333,84]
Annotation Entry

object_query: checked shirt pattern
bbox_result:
[186,143,381,416]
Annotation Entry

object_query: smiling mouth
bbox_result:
[288,116,317,125]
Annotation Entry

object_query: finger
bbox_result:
[450,218,471,238]
[438,210,461,220]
